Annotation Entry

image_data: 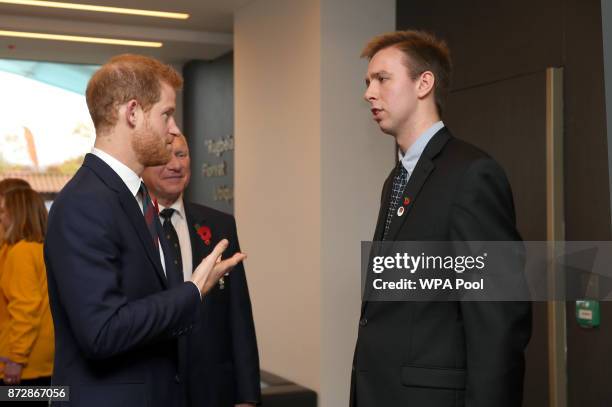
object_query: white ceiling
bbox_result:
[0,0,252,65]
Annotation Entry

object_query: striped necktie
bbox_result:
[139,182,159,247]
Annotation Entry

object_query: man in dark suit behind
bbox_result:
[142,134,260,407]
[44,54,246,407]
[350,31,532,407]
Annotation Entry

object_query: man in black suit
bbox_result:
[351,31,532,407]
[142,134,260,407]
[44,54,245,407]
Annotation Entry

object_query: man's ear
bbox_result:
[125,99,140,128]
[417,71,436,99]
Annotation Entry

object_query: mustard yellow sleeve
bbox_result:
[1,243,43,366]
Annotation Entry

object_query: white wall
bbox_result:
[235,0,323,391]
[235,0,395,405]
[319,1,395,406]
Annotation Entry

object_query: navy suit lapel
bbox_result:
[82,154,168,288]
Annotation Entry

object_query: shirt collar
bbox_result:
[398,121,445,174]
[157,196,185,220]
[91,147,142,198]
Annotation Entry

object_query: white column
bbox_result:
[320,1,395,406]
[235,0,322,392]
[235,0,394,404]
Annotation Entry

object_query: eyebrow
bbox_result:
[365,70,391,83]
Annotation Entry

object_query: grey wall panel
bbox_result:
[183,53,234,214]
[563,0,610,241]
[445,72,547,241]
[396,0,563,90]
[565,0,612,405]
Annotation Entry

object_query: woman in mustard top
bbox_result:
[0,178,32,370]
[0,185,54,395]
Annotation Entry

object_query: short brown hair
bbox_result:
[0,178,31,196]
[86,54,183,132]
[361,30,452,116]
[3,187,47,244]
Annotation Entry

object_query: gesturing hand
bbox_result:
[190,239,246,296]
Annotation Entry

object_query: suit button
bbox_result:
[175,374,181,383]
[359,318,368,327]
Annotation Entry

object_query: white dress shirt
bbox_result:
[91,148,167,275]
[158,198,193,282]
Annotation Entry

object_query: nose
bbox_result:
[168,118,180,138]
[165,154,181,171]
[364,82,377,104]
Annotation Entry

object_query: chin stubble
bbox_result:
[132,126,171,167]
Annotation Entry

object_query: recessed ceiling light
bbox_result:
[0,0,189,19]
[0,30,163,47]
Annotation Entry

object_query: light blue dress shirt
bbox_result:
[398,121,445,181]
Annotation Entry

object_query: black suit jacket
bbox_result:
[44,154,200,407]
[183,202,261,406]
[351,128,532,407]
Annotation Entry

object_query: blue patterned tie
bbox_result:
[383,162,409,240]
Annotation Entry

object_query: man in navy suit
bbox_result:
[44,54,246,407]
[142,134,260,407]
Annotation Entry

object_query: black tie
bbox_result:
[159,208,184,286]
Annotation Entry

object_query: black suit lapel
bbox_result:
[373,173,394,241]
[384,159,435,242]
[361,129,452,315]
[82,154,168,288]
[385,129,452,242]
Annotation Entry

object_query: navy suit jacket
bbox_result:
[183,202,261,406]
[44,154,201,407]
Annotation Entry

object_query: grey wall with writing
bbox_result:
[182,53,234,214]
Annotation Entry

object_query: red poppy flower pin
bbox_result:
[194,223,212,246]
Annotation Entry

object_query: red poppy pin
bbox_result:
[403,197,411,206]
[194,223,212,246]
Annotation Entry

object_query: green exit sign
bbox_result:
[576,300,600,328]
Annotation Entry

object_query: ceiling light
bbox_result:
[0,0,189,19]
[0,30,163,47]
